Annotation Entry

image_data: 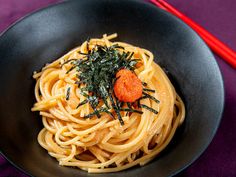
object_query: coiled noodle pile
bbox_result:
[32,33,185,173]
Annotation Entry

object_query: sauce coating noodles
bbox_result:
[32,33,185,173]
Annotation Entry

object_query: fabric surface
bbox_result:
[0,0,235,176]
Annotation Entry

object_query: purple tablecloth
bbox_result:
[0,0,235,176]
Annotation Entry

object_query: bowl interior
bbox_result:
[0,0,224,177]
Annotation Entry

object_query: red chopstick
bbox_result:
[150,0,236,68]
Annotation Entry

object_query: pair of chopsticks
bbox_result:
[150,0,236,68]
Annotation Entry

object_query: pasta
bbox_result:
[31,33,185,173]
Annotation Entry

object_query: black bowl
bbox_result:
[0,0,224,177]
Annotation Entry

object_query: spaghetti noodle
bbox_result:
[32,33,185,173]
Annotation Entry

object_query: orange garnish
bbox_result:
[114,69,142,102]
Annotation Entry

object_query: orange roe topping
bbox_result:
[114,69,143,102]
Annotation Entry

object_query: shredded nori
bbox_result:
[140,104,159,114]
[143,88,155,93]
[142,82,148,86]
[66,87,71,101]
[142,92,160,104]
[62,41,160,125]
[76,99,89,108]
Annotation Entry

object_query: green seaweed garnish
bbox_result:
[66,87,71,101]
[62,40,160,125]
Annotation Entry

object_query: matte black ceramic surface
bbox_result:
[0,0,224,177]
